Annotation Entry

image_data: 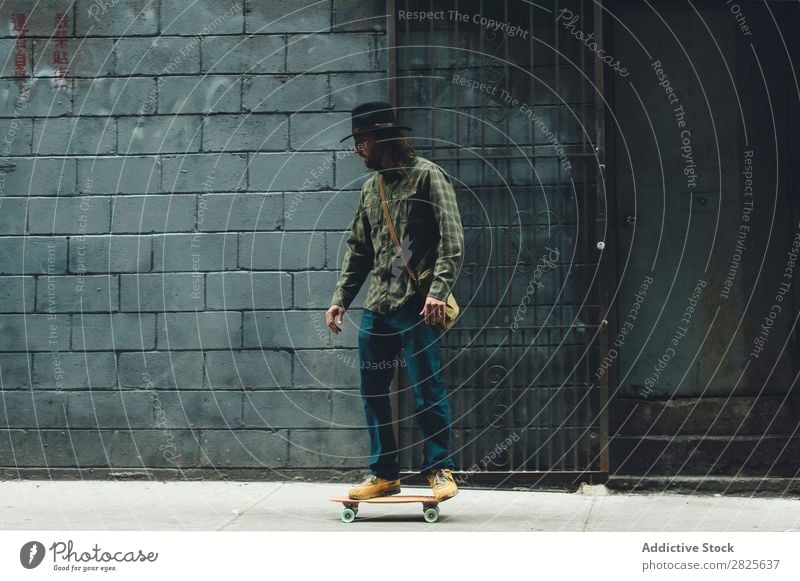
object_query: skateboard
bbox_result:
[330,494,443,523]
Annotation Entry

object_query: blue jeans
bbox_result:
[357,293,455,480]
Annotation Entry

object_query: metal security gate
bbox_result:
[389,0,609,484]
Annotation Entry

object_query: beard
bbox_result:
[364,144,386,170]
[363,154,381,170]
[362,132,404,171]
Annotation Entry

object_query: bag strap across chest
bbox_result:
[378,173,419,288]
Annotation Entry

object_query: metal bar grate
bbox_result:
[390,0,608,479]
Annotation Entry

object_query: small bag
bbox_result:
[379,175,460,332]
[416,266,460,332]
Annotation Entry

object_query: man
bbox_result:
[326,101,464,501]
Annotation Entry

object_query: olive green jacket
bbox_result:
[331,155,464,315]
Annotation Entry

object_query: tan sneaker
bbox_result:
[426,468,458,501]
[348,474,401,500]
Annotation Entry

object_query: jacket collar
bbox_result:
[376,156,416,185]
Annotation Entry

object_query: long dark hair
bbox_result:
[370,129,417,171]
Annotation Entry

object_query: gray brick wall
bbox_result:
[0,0,384,474]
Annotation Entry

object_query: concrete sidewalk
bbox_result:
[0,480,798,532]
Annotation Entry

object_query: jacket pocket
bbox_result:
[397,182,418,223]
[363,190,383,229]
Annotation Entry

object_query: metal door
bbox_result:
[610,1,797,400]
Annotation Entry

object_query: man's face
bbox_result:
[353,133,377,168]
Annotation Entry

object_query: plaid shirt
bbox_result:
[331,155,464,315]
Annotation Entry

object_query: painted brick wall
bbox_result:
[0,0,388,475]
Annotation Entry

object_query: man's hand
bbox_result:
[420,296,446,326]
[326,305,346,334]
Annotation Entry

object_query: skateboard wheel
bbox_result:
[341,507,356,523]
[423,507,439,523]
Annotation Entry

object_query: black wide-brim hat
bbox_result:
[339,101,412,142]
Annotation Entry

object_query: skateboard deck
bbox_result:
[330,494,444,523]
